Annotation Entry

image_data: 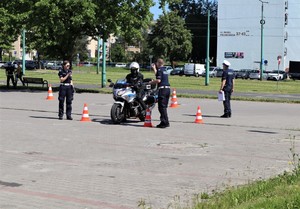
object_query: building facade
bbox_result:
[217,0,300,71]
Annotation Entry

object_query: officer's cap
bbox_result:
[222,60,231,67]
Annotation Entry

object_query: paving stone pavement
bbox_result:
[0,90,299,209]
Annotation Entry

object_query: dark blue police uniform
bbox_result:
[221,68,234,117]
[126,72,146,110]
[5,63,16,88]
[156,67,171,127]
[58,69,73,119]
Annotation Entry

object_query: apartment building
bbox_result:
[217,0,300,71]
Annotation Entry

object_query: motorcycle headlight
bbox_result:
[117,90,125,96]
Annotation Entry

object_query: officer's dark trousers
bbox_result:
[16,73,25,86]
[158,88,170,125]
[7,75,15,88]
[58,85,74,118]
[223,90,232,115]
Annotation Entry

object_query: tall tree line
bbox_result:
[0,0,217,65]
[0,0,153,62]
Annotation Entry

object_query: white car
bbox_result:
[115,63,127,68]
[249,70,261,80]
[267,70,286,81]
[202,66,221,77]
[162,66,173,74]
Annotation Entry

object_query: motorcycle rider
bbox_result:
[125,62,147,111]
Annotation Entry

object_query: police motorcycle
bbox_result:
[108,78,157,124]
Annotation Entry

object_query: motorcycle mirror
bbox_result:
[107,79,112,82]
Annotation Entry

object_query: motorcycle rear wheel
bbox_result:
[111,103,125,124]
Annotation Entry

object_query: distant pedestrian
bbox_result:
[15,62,25,86]
[150,58,170,128]
[219,60,235,118]
[5,62,16,88]
[58,60,74,120]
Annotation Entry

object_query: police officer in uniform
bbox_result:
[5,62,16,88]
[150,58,170,128]
[125,62,146,111]
[58,60,74,120]
[15,62,25,86]
[219,60,234,118]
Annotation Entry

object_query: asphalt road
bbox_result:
[0,90,300,209]
[60,83,300,102]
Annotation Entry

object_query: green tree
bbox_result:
[169,0,218,64]
[0,3,23,61]
[111,44,126,63]
[149,11,192,65]
[1,0,154,63]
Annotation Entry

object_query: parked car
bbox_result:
[233,70,239,78]
[202,66,220,77]
[216,68,224,77]
[289,61,300,80]
[248,70,269,80]
[235,69,251,79]
[161,66,173,74]
[183,63,205,77]
[83,61,95,67]
[249,69,261,79]
[46,61,63,70]
[25,60,38,70]
[0,61,7,68]
[267,70,287,81]
[115,63,127,68]
[170,66,184,76]
[2,61,14,69]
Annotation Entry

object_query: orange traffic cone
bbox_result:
[46,84,54,100]
[195,106,204,124]
[169,88,179,108]
[144,108,153,127]
[80,103,91,122]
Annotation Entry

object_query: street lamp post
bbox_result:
[205,9,210,86]
[22,29,26,75]
[259,0,268,81]
[149,55,153,70]
[97,36,101,74]
[102,39,106,88]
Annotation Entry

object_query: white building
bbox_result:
[217,0,300,71]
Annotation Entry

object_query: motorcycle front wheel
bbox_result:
[110,103,125,124]
[138,109,146,122]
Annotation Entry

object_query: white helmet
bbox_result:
[129,62,140,72]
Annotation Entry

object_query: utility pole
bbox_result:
[22,29,26,75]
[259,0,268,81]
[205,9,210,86]
[101,39,106,88]
[97,36,101,74]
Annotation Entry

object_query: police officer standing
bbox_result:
[150,58,171,128]
[15,62,25,86]
[5,62,16,88]
[219,60,234,118]
[58,60,74,120]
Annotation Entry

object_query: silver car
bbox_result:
[216,68,224,77]
[203,67,221,77]
[249,70,260,80]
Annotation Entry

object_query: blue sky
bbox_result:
[150,0,162,20]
